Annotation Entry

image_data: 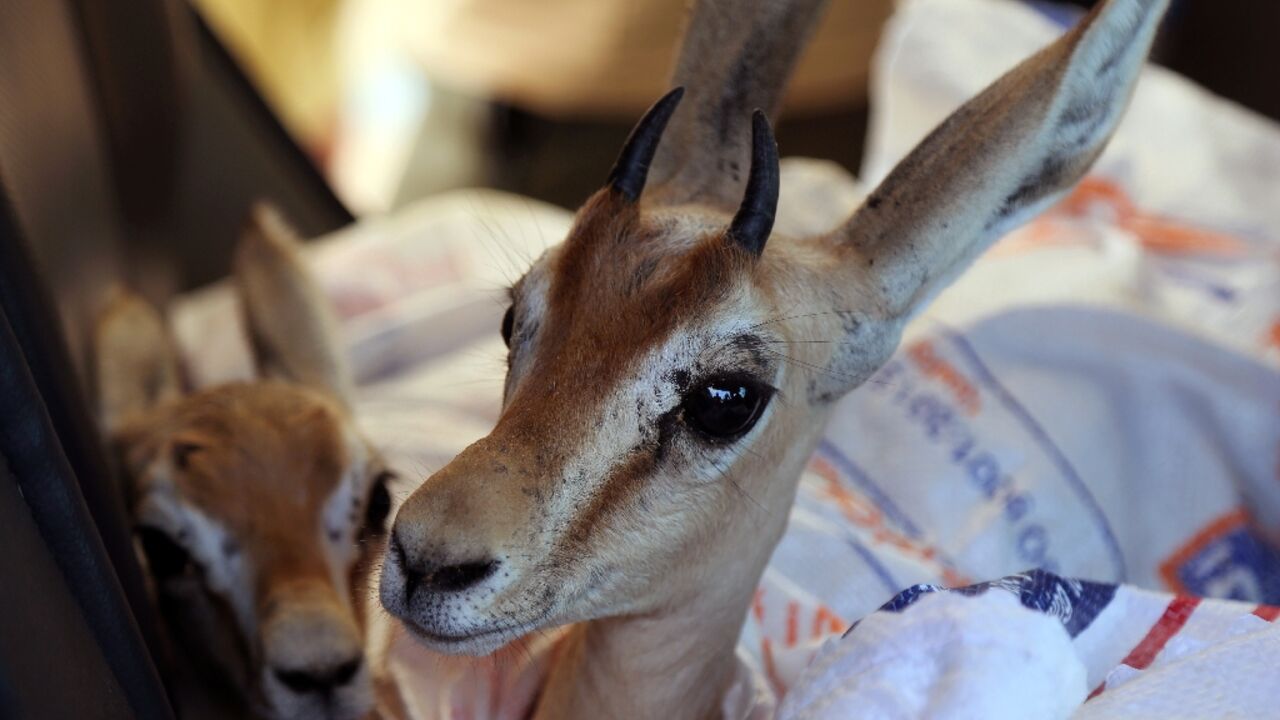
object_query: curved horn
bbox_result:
[726,110,780,256]
[606,87,685,202]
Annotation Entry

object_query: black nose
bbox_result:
[273,656,361,695]
[391,533,499,597]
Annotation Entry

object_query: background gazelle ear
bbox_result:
[94,290,183,433]
[837,0,1170,318]
[234,202,354,406]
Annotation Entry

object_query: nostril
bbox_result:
[391,532,426,597]
[273,657,362,695]
[424,559,499,593]
[274,668,323,695]
[390,531,497,596]
[390,532,409,570]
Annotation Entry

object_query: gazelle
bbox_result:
[95,207,402,720]
[381,0,1171,717]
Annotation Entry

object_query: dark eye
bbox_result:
[363,471,394,533]
[501,305,514,347]
[681,376,772,442]
[171,441,203,471]
[137,526,192,579]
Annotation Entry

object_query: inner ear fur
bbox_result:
[233,202,354,407]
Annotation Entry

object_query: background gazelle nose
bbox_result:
[260,578,366,704]
[391,532,500,598]
[273,656,362,696]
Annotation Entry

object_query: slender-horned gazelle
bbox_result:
[95,207,405,720]
[381,0,1171,717]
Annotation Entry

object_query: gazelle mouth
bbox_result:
[399,613,548,656]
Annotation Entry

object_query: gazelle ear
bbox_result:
[234,203,353,406]
[94,290,183,433]
[837,0,1169,318]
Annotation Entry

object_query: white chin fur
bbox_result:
[400,615,543,657]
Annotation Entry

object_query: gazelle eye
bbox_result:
[363,471,394,533]
[500,306,514,347]
[171,441,203,470]
[681,376,772,442]
[137,526,192,579]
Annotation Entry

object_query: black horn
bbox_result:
[727,110,779,257]
[606,87,685,202]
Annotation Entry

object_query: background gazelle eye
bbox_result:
[500,305,514,347]
[681,376,772,442]
[137,526,193,579]
[363,471,394,533]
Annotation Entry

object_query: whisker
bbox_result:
[744,309,860,332]
[760,339,835,345]
[759,347,856,383]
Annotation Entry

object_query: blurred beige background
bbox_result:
[195,0,894,213]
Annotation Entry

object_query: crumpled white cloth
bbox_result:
[779,591,1087,720]
[777,571,1280,720]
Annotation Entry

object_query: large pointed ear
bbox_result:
[836,0,1169,318]
[234,203,354,406]
[94,290,184,433]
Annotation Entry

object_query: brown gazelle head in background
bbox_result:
[382,0,1169,703]
[96,207,392,720]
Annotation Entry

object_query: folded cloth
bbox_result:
[779,571,1280,719]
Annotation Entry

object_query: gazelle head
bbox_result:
[96,207,389,720]
[382,0,1169,657]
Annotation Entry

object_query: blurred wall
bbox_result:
[402,0,893,117]
[390,0,894,208]
[194,0,1280,215]
[193,0,342,156]
[197,0,893,212]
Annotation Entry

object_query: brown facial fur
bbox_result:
[119,384,349,590]
[114,382,383,720]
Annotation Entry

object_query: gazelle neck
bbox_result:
[535,591,746,720]
[534,430,819,720]
[535,574,755,720]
